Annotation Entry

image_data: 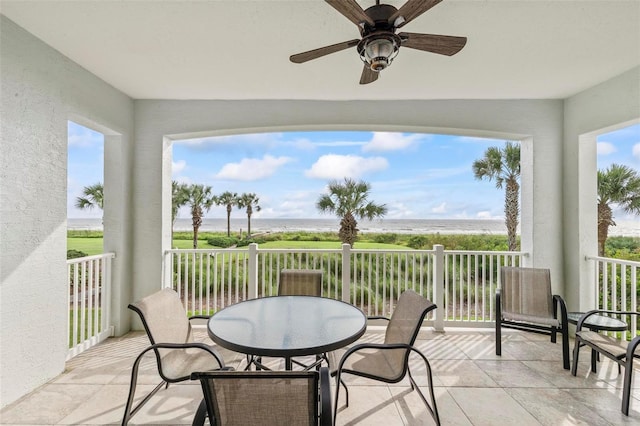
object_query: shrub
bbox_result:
[206,236,239,248]
[373,233,398,244]
[67,249,89,259]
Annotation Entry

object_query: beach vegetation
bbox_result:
[597,164,640,256]
[316,178,387,247]
[472,142,521,251]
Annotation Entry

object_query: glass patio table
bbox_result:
[207,295,367,370]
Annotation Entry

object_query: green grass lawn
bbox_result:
[259,240,407,250]
[67,237,105,256]
[68,237,407,255]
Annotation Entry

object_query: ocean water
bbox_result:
[67,217,639,237]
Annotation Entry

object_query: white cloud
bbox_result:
[633,143,640,161]
[215,155,293,181]
[305,154,388,179]
[597,141,617,155]
[172,160,187,175]
[68,123,104,148]
[476,211,497,219]
[431,202,447,214]
[362,132,421,152]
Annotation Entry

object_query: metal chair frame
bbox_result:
[571,309,640,415]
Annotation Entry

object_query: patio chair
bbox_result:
[190,367,332,426]
[571,310,640,415]
[328,289,440,426]
[121,288,227,425]
[275,268,326,370]
[496,267,570,370]
[278,269,323,296]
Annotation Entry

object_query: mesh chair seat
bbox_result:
[328,346,405,381]
[576,331,629,358]
[504,312,560,328]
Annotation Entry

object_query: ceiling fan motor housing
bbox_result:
[357,4,402,71]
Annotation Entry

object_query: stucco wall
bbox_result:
[0,17,134,407]
[131,99,565,302]
[563,66,640,311]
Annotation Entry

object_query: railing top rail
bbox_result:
[443,250,526,256]
[351,249,435,254]
[586,255,640,267]
[66,252,115,265]
[165,248,247,254]
[256,248,343,254]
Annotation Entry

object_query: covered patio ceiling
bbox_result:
[1,0,638,101]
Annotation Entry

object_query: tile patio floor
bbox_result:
[1,328,638,425]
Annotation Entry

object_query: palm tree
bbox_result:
[237,193,261,238]
[183,184,215,249]
[597,164,640,256]
[214,191,239,237]
[75,182,104,211]
[472,142,521,251]
[171,181,189,241]
[316,178,387,247]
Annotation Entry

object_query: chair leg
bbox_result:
[495,320,502,355]
[122,347,166,425]
[495,292,502,356]
[409,347,441,426]
[571,337,580,376]
[622,361,633,416]
[561,324,570,370]
[191,399,208,426]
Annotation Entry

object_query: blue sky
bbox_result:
[67,122,640,222]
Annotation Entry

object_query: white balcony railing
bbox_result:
[586,255,639,340]
[67,253,115,359]
[65,249,638,361]
[163,244,525,328]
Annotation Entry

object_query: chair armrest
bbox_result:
[552,295,568,323]
[367,315,390,322]
[189,314,211,321]
[150,342,225,368]
[319,367,332,426]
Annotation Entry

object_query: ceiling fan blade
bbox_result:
[399,32,467,56]
[290,39,360,64]
[359,65,379,85]
[389,0,443,28]
[325,0,375,27]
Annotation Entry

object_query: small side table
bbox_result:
[568,311,628,372]
[567,312,628,331]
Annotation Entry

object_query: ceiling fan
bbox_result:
[290,0,467,84]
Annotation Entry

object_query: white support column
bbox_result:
[433,244,445,332]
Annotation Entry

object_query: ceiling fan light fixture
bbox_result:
[358,34,400,72]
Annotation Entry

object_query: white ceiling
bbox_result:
[1,0,639,101]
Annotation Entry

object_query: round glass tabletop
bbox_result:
[208,295,367,358]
